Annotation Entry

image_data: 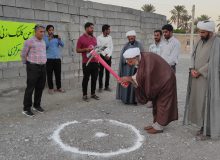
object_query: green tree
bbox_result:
[170,5,187,29]
[141,4,156,13]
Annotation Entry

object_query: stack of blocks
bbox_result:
[0,0,166,92]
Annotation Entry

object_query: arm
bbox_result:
[44,37,49,50]
[76,38,92,53]
[21,40,31,64]
[97,36,105,56]
[168,41,181,65]
[197,63,209,78]
[76,48,92,53]
[107,37,113,57]
[58,36,64,47]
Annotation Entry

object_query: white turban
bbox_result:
[197,20,215,32]
[126,30,136,37]
[123,48,140,59]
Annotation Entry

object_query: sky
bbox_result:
[88,0,220,24]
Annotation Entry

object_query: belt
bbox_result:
[27,61,46,66]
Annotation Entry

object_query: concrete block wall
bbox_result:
[0,0,166,92]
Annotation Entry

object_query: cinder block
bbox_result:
[63,71,74,79]
[105,11,118,19]
[56,23,67,31]
[15,0,31,8]
[0,69,2,79]
[57,3,69,13]
[72,15,79,23]
[11,77,26,88]
[2,68,19,79]
[20,8,35,19]
[0,0,16,6]
[35,10,49,21]
[95,17,108,25]
[7,62,23,68]
[69,6,79,15]
[67,23,80,32]
[3,6,20,18]
[87,8,104,17]
[0,5,3,16]
[0,79,11,91]
[45,1,57,11]
[69,32,80,40]
[0,63,7,69]
[60,13,71,22]
[19,67,26,77]
[31,0,45,10]
[62,56,73,64]
[79,8,87,16]
[48,11,61,21]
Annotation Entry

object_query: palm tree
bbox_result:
[194,14,211,25]
[141,4,156,13]
[170,5,187,29]
[179,13,192,32]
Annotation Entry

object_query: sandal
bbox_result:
[56,88,65,93]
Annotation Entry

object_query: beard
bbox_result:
[88,32,93,36]
[201,35,209,42]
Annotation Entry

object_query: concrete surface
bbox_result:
[1,54,220,160]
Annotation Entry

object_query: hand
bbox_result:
[121,81,129,88]
[105,55,110,60]
[58,35,61,40]
[191,69,200,78]
[120,76,131,83]
[86,48,93,52]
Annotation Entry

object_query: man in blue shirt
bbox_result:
[44,25,64,94]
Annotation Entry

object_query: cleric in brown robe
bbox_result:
[120,48,178,134]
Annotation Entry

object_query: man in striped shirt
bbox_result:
[21,25,47,117]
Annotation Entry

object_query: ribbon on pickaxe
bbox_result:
[86,46,129,88]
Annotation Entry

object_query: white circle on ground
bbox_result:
[51,119,145,157]
[94,132,109,138]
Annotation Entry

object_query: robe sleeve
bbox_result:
[118,45,126,76]
[198,63,209,78]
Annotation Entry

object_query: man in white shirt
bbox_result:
[161,24,181,72]
[97,24,113,91]
[149,30,164,55]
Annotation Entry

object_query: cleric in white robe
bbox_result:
[184,20,220,140]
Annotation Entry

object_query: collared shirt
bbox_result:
[149,41,164,56]
[44,36,64,59]
[21,36,47,64]
[97,33,113,57]
[76,33,97,64]
[160,36,181,65]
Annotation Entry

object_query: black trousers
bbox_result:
[46,59,61,89]
[23,63,46,111]
[99,55,111,88]
[82,62,99,96]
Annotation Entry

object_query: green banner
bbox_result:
[0,20,35,62]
